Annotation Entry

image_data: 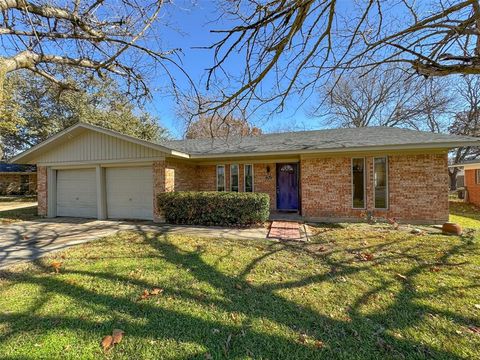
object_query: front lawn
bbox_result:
[0,205,39,224]
[0,226,478,359]
[449,199,480,229]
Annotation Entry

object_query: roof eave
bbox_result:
[188,141,480,159]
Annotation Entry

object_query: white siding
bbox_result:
[35,130,165,164]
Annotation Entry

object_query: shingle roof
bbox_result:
[0,163,36,173]
[161,126,480,156]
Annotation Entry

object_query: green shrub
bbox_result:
[157,191,270,226]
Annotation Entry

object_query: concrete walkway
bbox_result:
[0,201,38,211]
[0,218,269,269]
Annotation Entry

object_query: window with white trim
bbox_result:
[244,164,254,192]
[352,158,365,209]
[216,165,225,191]
[374,157,388,209]
[230,164,239,192]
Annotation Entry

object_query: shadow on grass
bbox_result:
[0,206,38,222]
[0,226,477,359]
[449,200,480,221]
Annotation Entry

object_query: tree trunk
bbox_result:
[448,167,459,191]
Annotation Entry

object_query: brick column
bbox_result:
[37,166,48,216]
[153,160,166,223]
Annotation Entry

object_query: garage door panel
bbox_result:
[57,169,97,218]
[106,167,153,220]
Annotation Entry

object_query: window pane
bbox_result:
[352,158,365,208]
[230,164,239,192]
[245,164,253,192]
[374,157,388,208]
[217,165,225,191]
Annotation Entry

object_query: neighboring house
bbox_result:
[10,123,480,224]
[456,168,465,189]
[452,160,480,207]
[0,163,37,195]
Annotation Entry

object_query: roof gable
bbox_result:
[11,123,189,164]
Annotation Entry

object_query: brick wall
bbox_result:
[0,173,37,195]
[301,153,449,223]
[37,166,47,216]
[165,159,198,191]
[254,163,276,209]
[153,161,278,215]
[197,165,216,191]
[465,169,480,207]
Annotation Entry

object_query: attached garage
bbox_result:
[106,166,153,220]
[56,168,97,218]
[8,123,187,221]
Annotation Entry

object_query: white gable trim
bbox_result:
[11,122,189,163]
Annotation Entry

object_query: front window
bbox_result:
[230,164,239,192]
[244,164,253,192]
[476,169,480,184]
[374,157,388,209]
[352,158,365,208]
[216,165,225,191]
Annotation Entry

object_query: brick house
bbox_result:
[453,160,480,207]
[0,163,37,195]
[10,123,480,224]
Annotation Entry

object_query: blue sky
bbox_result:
[146,1,325,138]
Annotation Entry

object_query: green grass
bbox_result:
[0,226,479,359]
[449,200,480,229]
[0,195,37,203]
[0,205,39,223]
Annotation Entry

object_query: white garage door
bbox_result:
[106,167,153,220]
[57,169,97,218]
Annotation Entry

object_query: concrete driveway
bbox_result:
[0,218,269,269]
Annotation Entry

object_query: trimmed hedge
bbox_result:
[157,191,270,226]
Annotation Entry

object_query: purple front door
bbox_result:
[276,163,299,211]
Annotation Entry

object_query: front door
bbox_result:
[276,163,299,211]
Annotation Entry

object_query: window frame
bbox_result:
[476,169,480,185]
[216,165,226,191]
[230,164,239,192]
[244,164,254,192]
[373,156,389,210]
[351,157,366,209]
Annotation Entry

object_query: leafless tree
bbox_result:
[177,95,260,139]
[202,0,480,115]
[448,76,480,188]
[319,66,452,130]
[0,0,190,100]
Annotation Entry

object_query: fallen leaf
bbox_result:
[138,289,150,301]
[314,340,324,349]
[430,266,441,272]
[468,326,480,335]
[150,288,163,296]
[298,333,308,344]
[101,335,113,351]
[356,253,374,261]
[51,261,62,273]
[396,273,408,281]
[112,329,124,344]
[235,284,243,290]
